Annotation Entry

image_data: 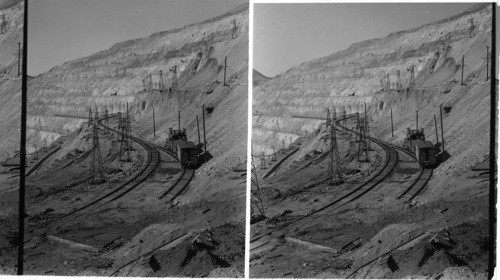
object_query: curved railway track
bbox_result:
[251,113,434,261]
[251,115,399,244]
[26,113,198,237]
[26,115,162,234]
[26,147,61,176]
[382,142,433,202]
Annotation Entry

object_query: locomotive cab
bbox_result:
[166,128,187,151]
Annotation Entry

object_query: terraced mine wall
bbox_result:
[0,0,23,161]
[26,4,249,171]
[252,3,492,160]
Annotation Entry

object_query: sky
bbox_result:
[28,0,247,75]
[254,3,478,77]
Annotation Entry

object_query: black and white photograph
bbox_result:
[251,2,494,278]
[0,0,248,277]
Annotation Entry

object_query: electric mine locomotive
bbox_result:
[403,128,437,167]
[165,128,201,168]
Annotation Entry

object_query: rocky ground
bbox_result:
[0,3,248,277]
[251,3,492,279]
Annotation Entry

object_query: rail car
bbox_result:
[403,128,437,167]
[165,128,201,168]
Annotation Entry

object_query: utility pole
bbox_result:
[223,56,227,86]
[461,55,465,85]
[329,108,342,184]
[17,42,21,77]
[397,70,402,90]
[364,102,371,150]
[152,107,156,137]
[1,14,6,34]
[171,65,178,90]
[159,70,164,89]
[440,105,445,155]
[434,114,439,145]
[196,115,201,145]
[390,108,394,137]
[409,65,415,88]
[18,1,27,273]
[202,105,207,162]
[468,18,475,38]
[486,47,489,82]
[416,110,419,130]
[90,109,105,184]
[88,107,93,126]
[178,110,181,131]
[326,108,331,128]
[231,19,237,39]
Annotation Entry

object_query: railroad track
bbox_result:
[251,115,399,244]
[26,115,162,235]
[261,147,300,179]
[384,143,433,202]
[26,146,61,176]
[158,167,195,201]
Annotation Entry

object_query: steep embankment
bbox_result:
[0,0,23,161]
[253,3,492,202]
[27,4,248,179]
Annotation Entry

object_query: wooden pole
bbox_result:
[416,110,418,130]
[178,110,180,131]
[390,108,394,137]
[434,114,439,144]
[202,106,207,162]
[461,55,465,85]
[18,0,28,274]
[152,107,156,137]
[18,42,21,77]
[440,105,445,154]
[223,56,227,86]
[196,115,201,145]
[486,46,489,81]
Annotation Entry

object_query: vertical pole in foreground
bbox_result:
[434,114,439,145]
[196,115,201,145]
[18,0,28,275]
[390,108,394,137]
[461,55,465,85]
[178,110,180,131]
[152,107,156,138]
[223,56,227,86]
[440,105,445,154]
[488,5,496,279]
[202,106,207,162]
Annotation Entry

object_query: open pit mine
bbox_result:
[0,2,248,277]
[251,3,493,279]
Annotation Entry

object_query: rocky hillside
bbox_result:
[26,4,248,176]
[253,3,492,163]
[253,4,492,202]
[0,0,23,161]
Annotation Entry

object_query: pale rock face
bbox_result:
[252,3,492,160]
[0,0,23,161]
[26,4,249,173]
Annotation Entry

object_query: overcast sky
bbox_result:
[28,0,247,75]
[254,3,478,77]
